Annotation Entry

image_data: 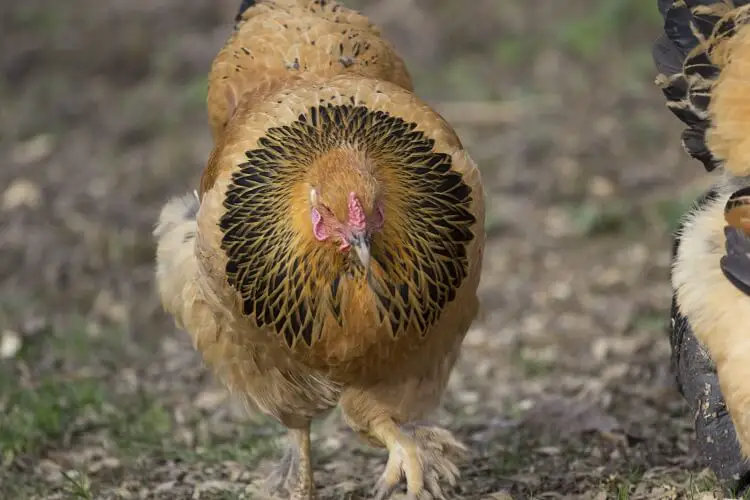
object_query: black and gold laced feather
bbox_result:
[219,103,476,348]
[653,0,750,172]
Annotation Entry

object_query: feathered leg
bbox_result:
[340,381,467,500]
[338,336,468,499]
[266,425,315,500]
[366,418,467,500]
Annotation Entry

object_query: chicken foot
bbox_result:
[369,419,468,500]
[265,426,315,500]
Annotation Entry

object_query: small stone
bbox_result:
[549,280,572,300]
[463,326,488,346]
[455,389,479,405]
[194,389,227,411]
[535,446,561,456]
[20,315,48,337]
[11,134,54,164]
[697,494,719,500]
[2,179,41,211]
[87,456,120,473]
[37,459,63,482]
[591,338,609,363]
[588,176,615,198]
[92,290,127,324]
[0,330,22,359]
[154,481,176,493]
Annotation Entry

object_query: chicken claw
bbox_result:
[265,427,316,500]
[371,421,468,500]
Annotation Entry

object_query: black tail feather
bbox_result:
[653,0,750,172]
[235,0,257,23]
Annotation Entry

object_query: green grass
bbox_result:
[515,352,555,378]
[181,76,209,109]
[0,319,280,499]
[507,340,557,379]
[493,36,537,67]
[556,0,661,60]
[0,368,180,465]
[0,375,107,464]
[0,365,276,467]
[654,190,704,233]
[599,468,646,499]
[631,311,667,333]
[11,6,66,33]
[60,469,94,500]
[567,200,633,237]
[166,429,279,464]
[559,185,706,240]
[110,393,174,453]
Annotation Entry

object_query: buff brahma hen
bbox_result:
[154,0,485,498]
[654,0,750,492]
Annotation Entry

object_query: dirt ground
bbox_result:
[0,0,728,499]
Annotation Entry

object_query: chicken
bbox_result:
[653,0,750,491]
[154,1,485,499]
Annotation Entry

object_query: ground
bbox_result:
[0,0,731,498]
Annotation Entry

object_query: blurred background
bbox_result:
[0,0,718,498]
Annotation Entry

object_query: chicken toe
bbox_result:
[370,419,467,500]
[265,427,315,500]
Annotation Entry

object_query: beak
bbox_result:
[350,233,371,268]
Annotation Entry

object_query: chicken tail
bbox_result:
[234,0,310,24]
[154,193,201,325]
[654,0,750,176]
[234,0,255,24]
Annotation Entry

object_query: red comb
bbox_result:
[347,192,366,230]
